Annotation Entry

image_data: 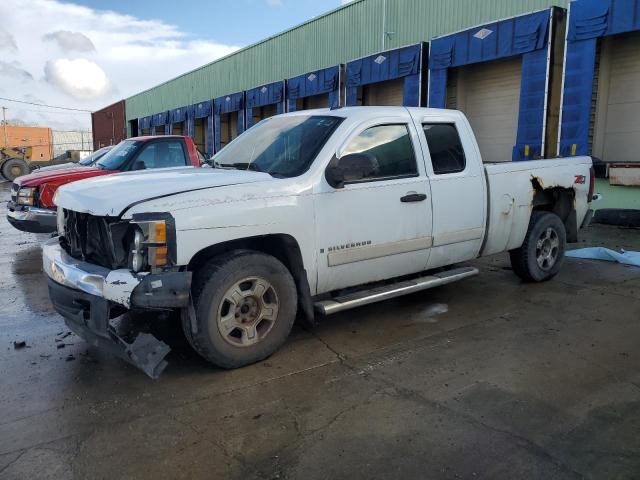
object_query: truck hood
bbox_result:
[34,162,79,173]
[15,166,111,188]
[54,167,274,216]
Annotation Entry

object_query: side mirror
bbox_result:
[325,153,379,189]
[132,160,146,171]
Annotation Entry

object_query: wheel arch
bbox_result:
[187,234,316,328]
[530,178,578,243]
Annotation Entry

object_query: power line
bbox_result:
[9,107,90,116]
[0,97,92,113]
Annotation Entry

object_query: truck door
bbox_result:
[411,112,486,269]
[314,116,433,294]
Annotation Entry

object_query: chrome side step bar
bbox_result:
[314,266,479,316]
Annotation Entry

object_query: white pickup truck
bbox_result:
[43,107,594,377]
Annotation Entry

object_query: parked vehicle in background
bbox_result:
[34,146,114,173]
[7,136,203,233]
[43,107,594,377]
[0,126,54,181]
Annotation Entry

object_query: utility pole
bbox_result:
[2,106,7,147]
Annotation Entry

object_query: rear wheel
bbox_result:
[510,211,566,282]
[183,250,297,369]
[1,158,29,181]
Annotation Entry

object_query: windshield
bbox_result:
[212,115,343,178]
[96,140,141,170]
[79,146,112,166]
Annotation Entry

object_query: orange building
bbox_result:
[1,125,53,164]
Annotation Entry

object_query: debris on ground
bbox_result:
[567,247,640,267]
[412,303,449,324]
[57,343,65,349]
[66,354,75,362]
[79,351,98,363]
[13,340,26,349]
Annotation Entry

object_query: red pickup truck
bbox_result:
[7,136,204,233]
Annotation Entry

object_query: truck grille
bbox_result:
[60,209,131,270]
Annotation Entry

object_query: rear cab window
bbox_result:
[422,123,466,175]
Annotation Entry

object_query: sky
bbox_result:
[0,0,354,131]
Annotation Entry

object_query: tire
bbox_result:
[2,158,29,181]
[183,250,297,369]
[509,211,566,282]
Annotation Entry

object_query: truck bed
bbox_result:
[481,156,593,256]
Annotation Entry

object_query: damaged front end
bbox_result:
[44,209,190,378]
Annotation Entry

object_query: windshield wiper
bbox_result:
[230,162,263,172]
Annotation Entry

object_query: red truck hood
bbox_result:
[15,166,113,187]
[14,166,116,209]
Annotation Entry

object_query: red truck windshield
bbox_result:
[96,140,141,170]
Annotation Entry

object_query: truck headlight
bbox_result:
[129,216,173,273]
[16,187,36,206]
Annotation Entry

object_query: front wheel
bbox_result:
[184,250,297,369]
[510,211,566,282]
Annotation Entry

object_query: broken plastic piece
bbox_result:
[124,333,170,379]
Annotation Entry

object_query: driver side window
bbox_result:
[341,124,418,182]
[132,140,187,170]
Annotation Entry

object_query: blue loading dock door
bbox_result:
[192,100,214,156]
[345,43,424,107]
[151,111,169,136]
[559,0,640,158]
[287,65,341,111]
[428,9,554,161]
[169,106,188,136]
[214,92,245,153]
[246,81,285,128]
[139,116,152,136]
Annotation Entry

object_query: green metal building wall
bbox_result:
[125,0,570,129]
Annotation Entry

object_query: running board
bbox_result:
[314,266,479,316]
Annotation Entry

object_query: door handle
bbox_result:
[400,193,427,203]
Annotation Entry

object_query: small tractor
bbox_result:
[0,146,32,181]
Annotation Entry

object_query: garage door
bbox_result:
[301,93,328,110]
[194,118,206,152]
[362,78,405,106]
[453,57,522,162]
[220,112,239,149]
[596,32,640,164]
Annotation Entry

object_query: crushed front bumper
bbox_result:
[42,238,192,378]
[7,201,57,233]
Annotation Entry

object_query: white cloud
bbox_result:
[43,30,95,52]
[45,58,110,99]
[0,0,241,130]
[0,61,33,81]
[0,28,17,50]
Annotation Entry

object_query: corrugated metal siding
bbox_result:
[125,0,569,121]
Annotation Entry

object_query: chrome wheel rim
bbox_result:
[536,227,560,271]
[217,277,279,347]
